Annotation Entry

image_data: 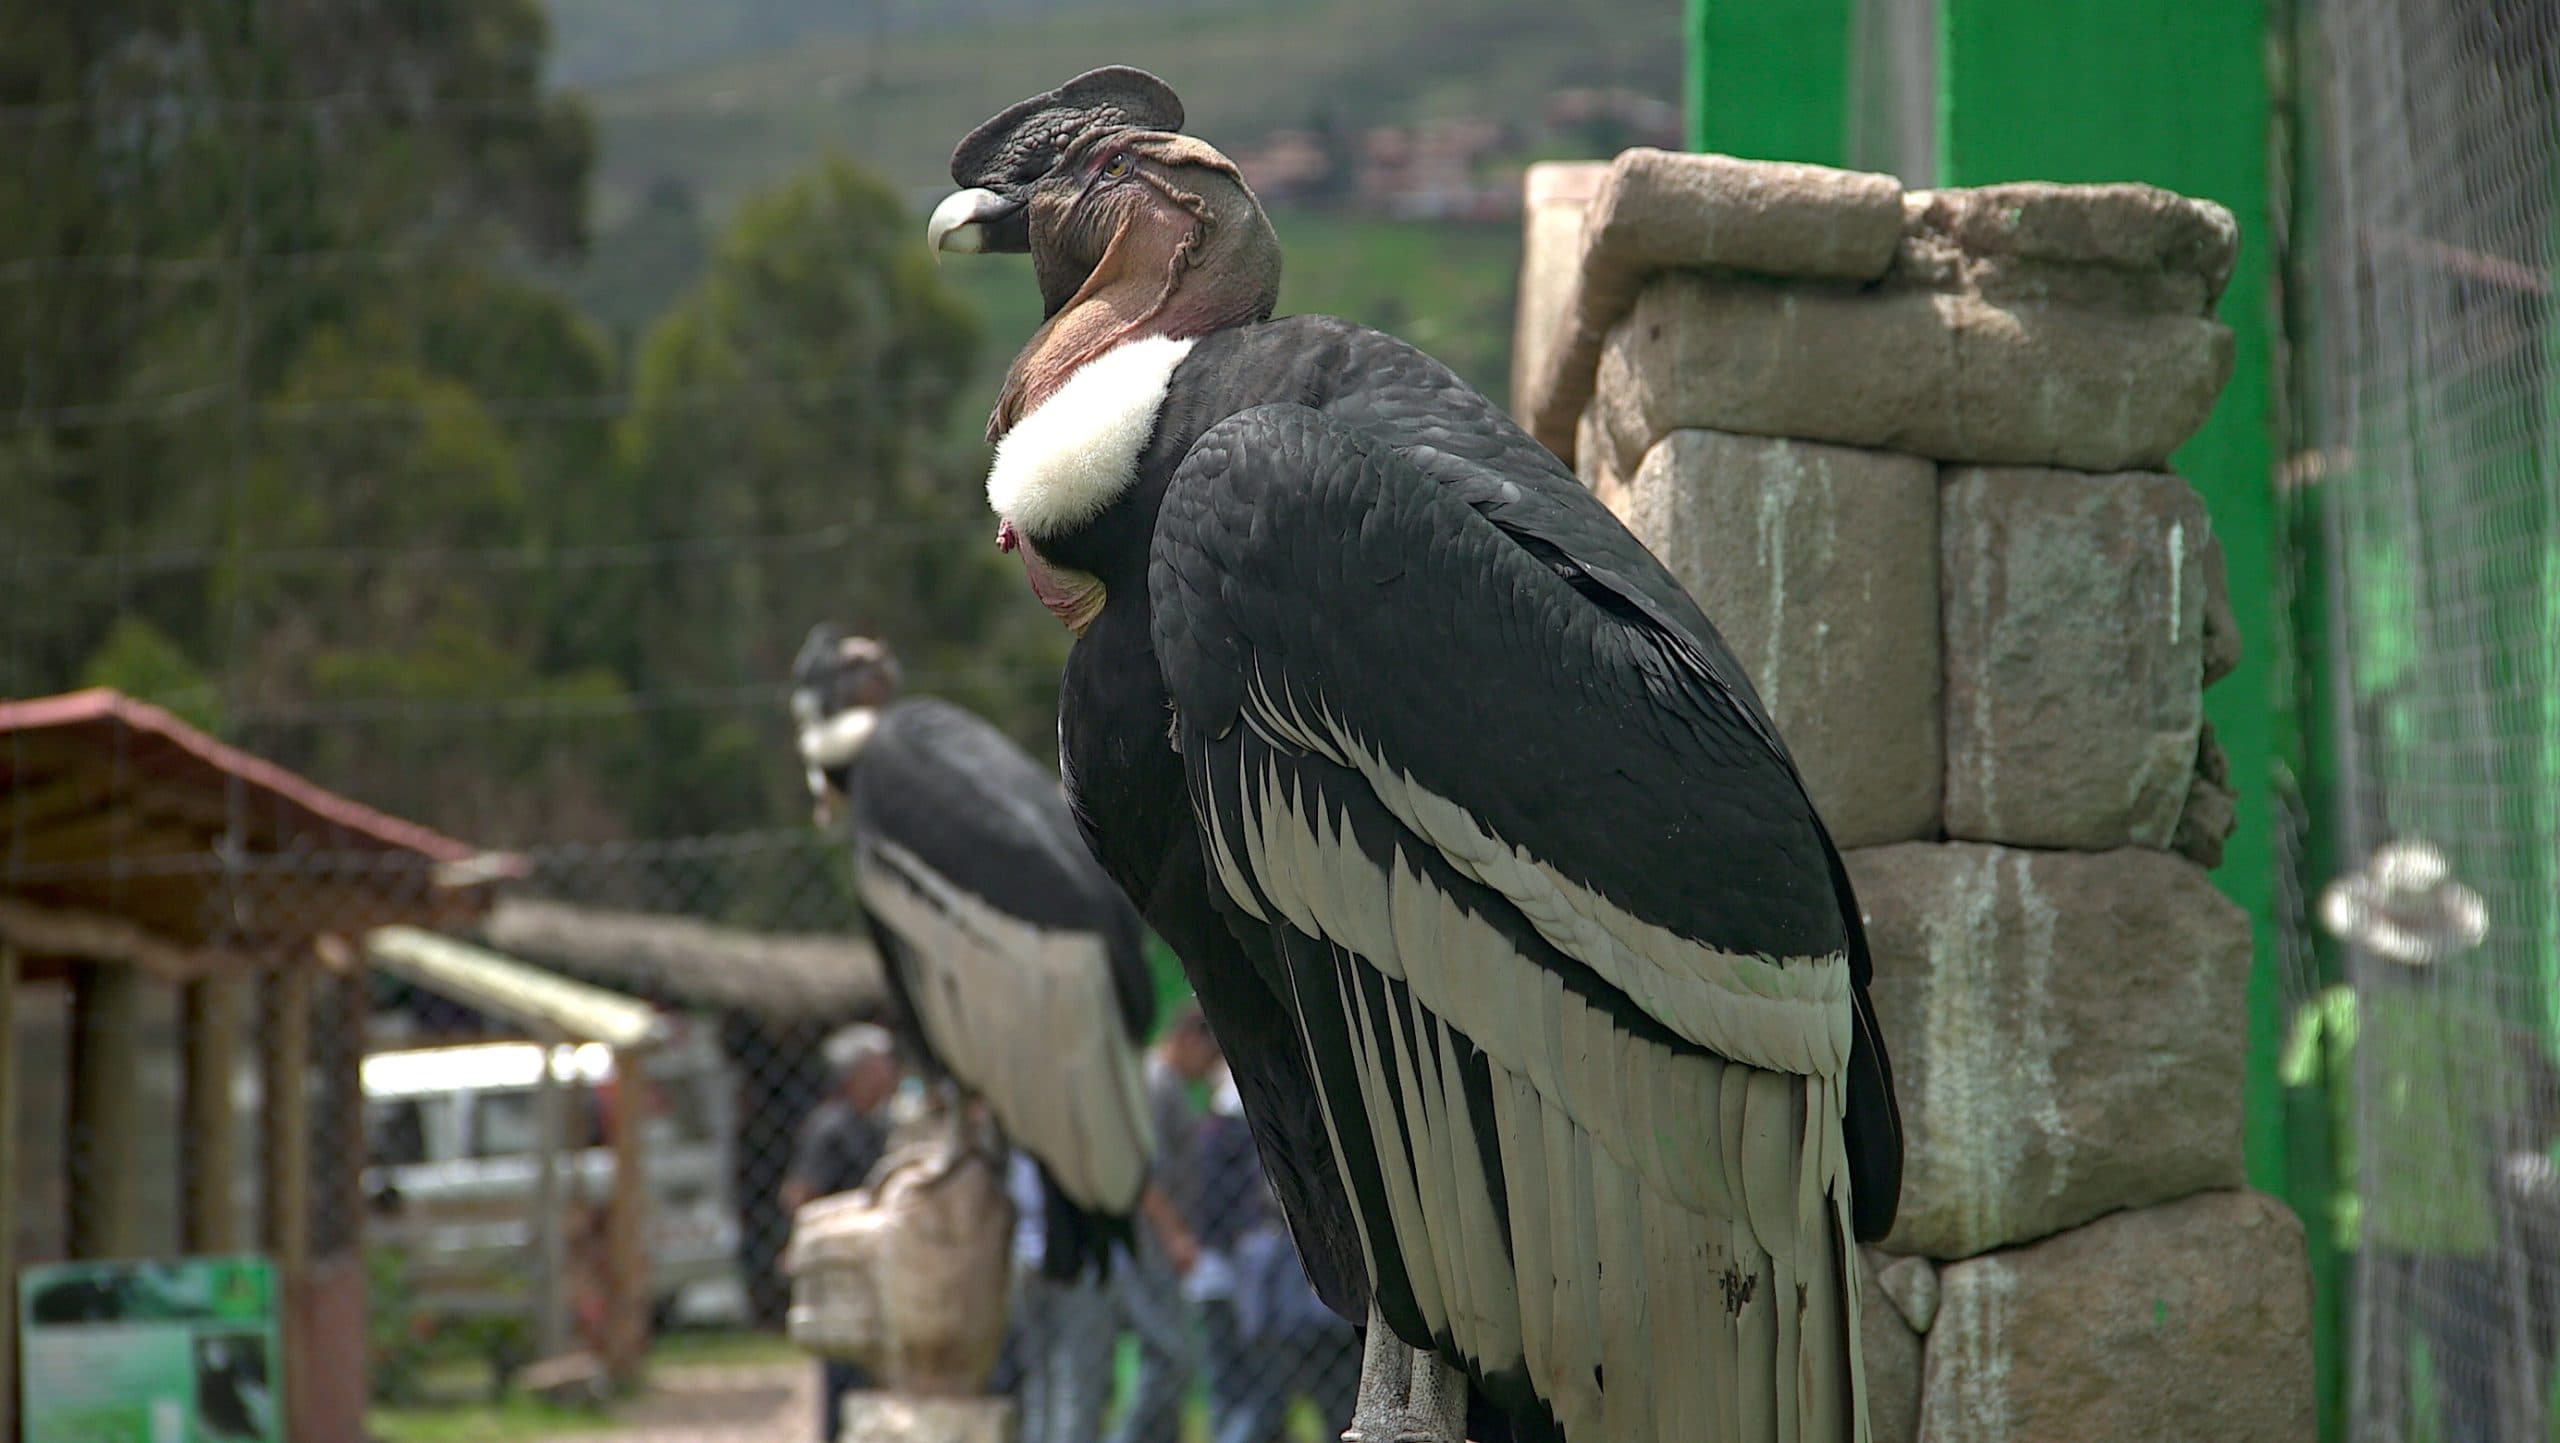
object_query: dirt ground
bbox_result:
[545,1361,818,1443]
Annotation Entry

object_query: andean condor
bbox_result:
[791,625,1157,1279]
[927,68,1902,1443]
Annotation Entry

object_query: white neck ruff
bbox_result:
[797,707,880,770]
[986,335,1197,540]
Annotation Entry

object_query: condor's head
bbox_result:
[790,624,902,824]
[927,66,1281,443]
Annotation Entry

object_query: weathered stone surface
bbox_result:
[1876,1252,1939,1333]
[1888,193,2222,317]
[1524,149,1905,456]
[2173,724,2238,870]
[1942,467,2208,850]
[1914,183,2241,302]
[1588,275,2234,476]
[1619,430,1940,845]
[840,1393,1015,1443]
[1846,844,2251,1259]
[1585,148,1907,283]
[1511,161,1609,423]
[2201,529,2242,687]
[1575,401,1628,515]
[1922,1191,2315,1443]
[1861,1250,1924,1443]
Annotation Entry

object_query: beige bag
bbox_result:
[786,1106,1014,1395]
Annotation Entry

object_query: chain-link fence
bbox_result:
[0,2,1680,1438]
[2286,0,2560,1439]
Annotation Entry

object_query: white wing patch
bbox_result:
[1241,669,1852,1079]
[987,335,1197,540]
[1213,681,1871,1443]
[854,835,1153,1215]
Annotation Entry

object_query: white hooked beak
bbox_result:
[926,187,1012,261]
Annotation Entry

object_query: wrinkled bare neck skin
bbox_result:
[988,166,1280,442]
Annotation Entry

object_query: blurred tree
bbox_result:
[0,6,1063,884]
[0,0,596,696]
[563,176,712,344]
[78,617,224,735]
[609,155,1058,843]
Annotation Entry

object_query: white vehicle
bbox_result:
[361,1023,746,1343]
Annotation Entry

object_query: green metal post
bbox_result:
[1684,0,1856,163]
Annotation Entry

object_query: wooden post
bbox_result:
[261,963,312,1438]
[66,962,142,1258]
[603,1047,653,1389]
[182,977,243,1253]
[310,967,366,1257]
[531,1035,570,1360]
[2,942,20,1437]
[261,965,312,1268]
[305,967,372,1443]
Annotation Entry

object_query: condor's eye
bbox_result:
[1101,154,1132,180]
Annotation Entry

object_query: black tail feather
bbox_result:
[1036,1161,1132,1283]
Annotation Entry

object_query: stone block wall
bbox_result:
[1514,150,2312,1442]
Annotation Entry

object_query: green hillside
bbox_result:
[941,210,1524,426]
[575,0,1680,220]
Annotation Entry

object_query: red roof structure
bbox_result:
[0,687,512,977]
[1,688,519,1442]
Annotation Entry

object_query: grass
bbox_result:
[367,1327,805,1443]
[368,1392,609,1443]
[372,1326,1347,1443]
[645,1326,809,1369]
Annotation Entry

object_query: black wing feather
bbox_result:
[1152,394,1897,1232]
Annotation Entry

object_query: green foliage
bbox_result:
[78,617,223,734]
[0,0,599,700]
[604,155,1056,841]
[3,5,1068,908]
[6,0,1557,914]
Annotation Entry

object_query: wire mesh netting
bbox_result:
[0,2,1681,1439]
[2289,0,2560,1438]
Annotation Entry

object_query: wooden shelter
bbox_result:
[481,896,881,1023]
[0,687,509,1442]
[480,896,880,1322]
[366,925,665,1388]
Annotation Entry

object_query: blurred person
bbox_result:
[1235,1211,1360,1443]
[1108,1005,1217,1443]
[2290,839,2535,1443]
[1172,1038,1353,1443]
[781,1023,902,1441]
[1006,1148,1117,1443]
[781,1024,904,1213]
[1184,1057,1256,1443]
[1189,1057,1358,1443]
[2493,1032,2560,1441]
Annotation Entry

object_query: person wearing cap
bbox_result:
[783,1022,904,1440]
[2286,839,2554,1442]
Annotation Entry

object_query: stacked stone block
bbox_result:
[1513,149,2312,1442]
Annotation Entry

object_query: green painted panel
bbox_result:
[1685,0,1855,163]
